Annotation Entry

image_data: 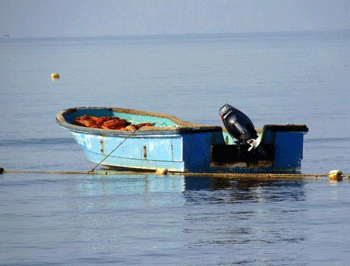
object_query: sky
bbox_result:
[0,0,349,38]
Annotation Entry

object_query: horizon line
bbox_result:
[1,29,349,41]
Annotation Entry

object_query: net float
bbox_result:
[51,73,60,80]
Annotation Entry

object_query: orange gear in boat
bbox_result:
[74,115,98,128]
[124,125,137,131]
[101,119,127,130]
[73,115,153,131]
[135,123,153,129]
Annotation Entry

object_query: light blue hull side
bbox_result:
[71,131,219,172]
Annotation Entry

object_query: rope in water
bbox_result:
[89,129,139,172]
[1,167,348,181]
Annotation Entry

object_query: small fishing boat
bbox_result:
[56,105,308,173]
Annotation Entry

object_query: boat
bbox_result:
[56,105,308,173]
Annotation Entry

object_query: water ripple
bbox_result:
[0,137,75,147]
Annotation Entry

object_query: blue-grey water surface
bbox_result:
[1,31,350,265]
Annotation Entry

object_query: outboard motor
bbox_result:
[219,104,261,152]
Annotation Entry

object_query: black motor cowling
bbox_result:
[219,104,258,146]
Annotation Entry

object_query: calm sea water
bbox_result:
[1,31,350,265]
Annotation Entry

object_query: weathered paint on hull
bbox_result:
[72,132,186,171]
[71,130,218,172]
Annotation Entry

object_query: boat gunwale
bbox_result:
[56,106,223,136]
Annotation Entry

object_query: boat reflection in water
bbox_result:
[183,175,305,204]
[71,173,307,262]
[73,173,305,205]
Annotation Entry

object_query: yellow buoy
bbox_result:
[328,170,343,182]
[51,73,60,80]
[155,168,168,175]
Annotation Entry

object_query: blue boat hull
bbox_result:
[56,107,308,173]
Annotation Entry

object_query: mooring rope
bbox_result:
[89,129,139,172]
[1,167,349,181]
[1,169,153,176]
